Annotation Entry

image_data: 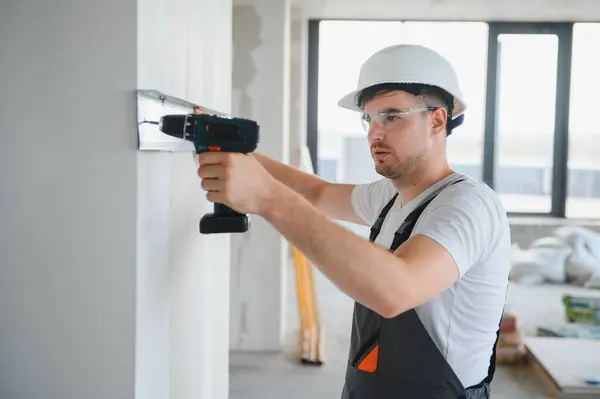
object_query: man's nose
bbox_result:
[368,121,386,139]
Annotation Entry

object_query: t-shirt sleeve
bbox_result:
[413,184,503,277]
[350,178,397,225]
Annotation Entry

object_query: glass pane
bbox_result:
[566,23,600,218]
[495,34,558,213]
[316,21,488,184]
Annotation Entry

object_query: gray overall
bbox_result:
[342,180,498,399]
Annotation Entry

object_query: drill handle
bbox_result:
[214,202,242,215]
[199,201,250,234]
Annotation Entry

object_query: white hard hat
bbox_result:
[338,44,467,119]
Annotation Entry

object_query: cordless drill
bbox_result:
[159,113,260,234]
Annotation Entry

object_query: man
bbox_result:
[197,44,511,398]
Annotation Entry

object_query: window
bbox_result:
[314,21,488,184]
[308,20,600,218]
[566,23,600,218]
[494,33,559,213]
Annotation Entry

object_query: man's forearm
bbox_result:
[253,153,325,203]
[262,182,415,318]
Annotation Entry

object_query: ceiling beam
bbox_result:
[298,0,600,21]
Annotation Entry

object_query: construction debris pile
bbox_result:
[510,226,600,289]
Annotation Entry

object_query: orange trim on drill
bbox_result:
[208,146,221,151]
[357,344,379,372]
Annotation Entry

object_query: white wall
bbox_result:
[0,1,137,398]
[137,1,232,399]
[230,0,292,351]
[0,0,232,398]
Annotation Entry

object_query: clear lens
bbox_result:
[361,107,433,132]
[360,115,370,131]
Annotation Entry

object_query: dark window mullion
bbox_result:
[483,24,500,188]
[551,23,573,217]
[306,20,320,174]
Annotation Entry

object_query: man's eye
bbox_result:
[385,115,400,122]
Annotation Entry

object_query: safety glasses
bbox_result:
[360,106,438,132]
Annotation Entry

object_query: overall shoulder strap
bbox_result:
[369,193,399,242]
[389,178,466,252]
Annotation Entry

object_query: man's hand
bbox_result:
[197,152,279,214]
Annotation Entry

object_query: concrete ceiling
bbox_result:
[292,0,600,21]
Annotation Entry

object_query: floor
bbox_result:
[229,260,599,398]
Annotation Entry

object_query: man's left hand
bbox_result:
[197,152,279,214]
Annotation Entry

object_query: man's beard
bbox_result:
[374,153,423,180]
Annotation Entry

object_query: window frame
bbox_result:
[484,22,573,217]
[306,20,576,218]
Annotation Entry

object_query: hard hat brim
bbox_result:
[337,84,467,119]
[337,89,363,113]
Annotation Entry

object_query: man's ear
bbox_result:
[431,107,448,136]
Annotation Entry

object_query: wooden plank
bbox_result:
[525,336,600,397]
[292,247,324,365]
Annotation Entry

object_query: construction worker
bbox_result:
[197,44,511,398]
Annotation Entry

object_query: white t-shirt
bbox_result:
[350,172,511,388]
